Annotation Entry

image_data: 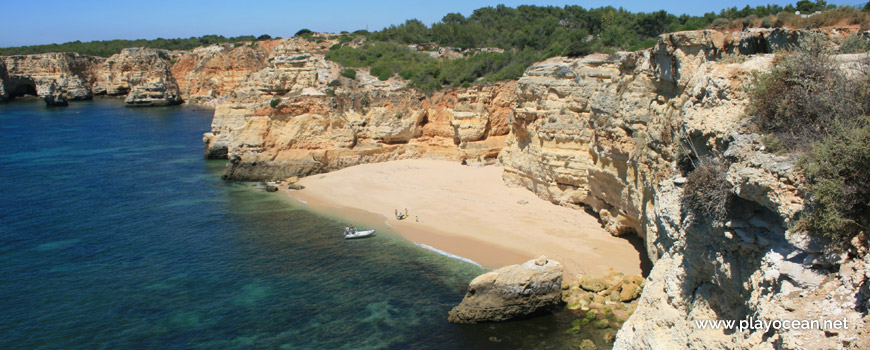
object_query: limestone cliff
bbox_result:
[94,48,182,105]
[200,36,514,180]
[170,43,269,105]
[494,28,867,349]
[0,60,8,102]
[3,52,102,101]
[213,79,515,180]
[1,49,180,105]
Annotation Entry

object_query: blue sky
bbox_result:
[2,0,865,47]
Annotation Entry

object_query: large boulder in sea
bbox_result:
[448,256,563,324]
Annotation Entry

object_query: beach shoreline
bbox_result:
[281,159,644,281]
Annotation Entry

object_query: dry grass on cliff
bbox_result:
[682,157,734,224]
[715,7,870,31]
[748,33,870,150]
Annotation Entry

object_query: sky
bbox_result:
[1,0,865,47]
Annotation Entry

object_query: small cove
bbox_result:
[0,99,605,349]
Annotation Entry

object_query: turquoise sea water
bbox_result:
[0,99,588,349]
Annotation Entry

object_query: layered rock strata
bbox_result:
[448,256,563,323]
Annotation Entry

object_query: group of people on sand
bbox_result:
[394,208,419,222]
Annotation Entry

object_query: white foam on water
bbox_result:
[413,242,482,267]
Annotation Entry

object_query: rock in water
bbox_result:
[448,256,562,324]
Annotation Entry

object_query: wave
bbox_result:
[412,242,482,267]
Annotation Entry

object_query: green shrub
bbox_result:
[797,117,870,249]
[327,79,341,87]
[325,88,335,97]
[340,69,357,79]
[269,98,280,108]
[563,41,593,57]
[840,34,870,53]
[370,63,393,81]
[761,134,787,155]
[682,156,734,223]
[627,38,658,52]
[294,29,313,37]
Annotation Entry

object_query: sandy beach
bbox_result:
[284,159,644,280]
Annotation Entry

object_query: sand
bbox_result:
[284,159,644,280]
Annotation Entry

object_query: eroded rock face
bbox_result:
[95,48,183,105]
[170,43,268,105]
[0,60,8,102]
[207,46,516,178]
[495,28,869,349]
[448,256,563,324]
[3,52,101,103]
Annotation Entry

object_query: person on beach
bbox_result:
[416,216,419,222]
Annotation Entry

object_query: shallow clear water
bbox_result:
[0,99,592,349]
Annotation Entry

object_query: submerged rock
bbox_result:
[447,255,562,324]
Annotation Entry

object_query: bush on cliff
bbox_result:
[682,156,734,224]
[748,33,870,150]
[748,33,870,249]
[840,34,870,53]
[340,69,356,79]
[326,41,543,90]
[797,117,870,249]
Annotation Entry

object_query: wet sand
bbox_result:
[284,159,643,280]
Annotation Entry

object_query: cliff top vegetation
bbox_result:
[0,34,273,57]
[322,1,870,91]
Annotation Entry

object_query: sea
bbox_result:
[0,98,594,349]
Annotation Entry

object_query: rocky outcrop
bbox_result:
[200,38,515,179]
[2,52,101,102]
[95,48,183,105]
[0,60,8,102]
[215,80,515,180]
[448,256,563,323]
[1,48,183,106]
[43,82,69,106]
